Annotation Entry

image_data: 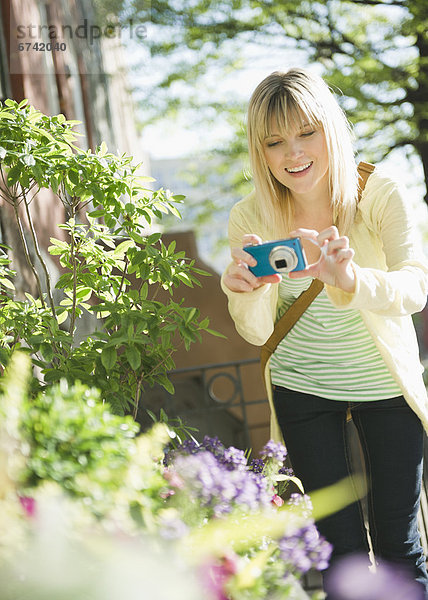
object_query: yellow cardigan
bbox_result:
[221,170,428,439]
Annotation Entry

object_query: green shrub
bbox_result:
[0,99,220,415]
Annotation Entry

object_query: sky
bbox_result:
[137,45,310,160]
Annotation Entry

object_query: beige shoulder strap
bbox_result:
[260,161,375,378]
[357,161,375,201]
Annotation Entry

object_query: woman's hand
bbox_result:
[289,226,356,293]
[223,234,282,293]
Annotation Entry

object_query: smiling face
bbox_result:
[263,119,330,203]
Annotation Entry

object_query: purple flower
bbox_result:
[260,440,288,463]
[249,458,265,474]
[279,465,294,477]
[201,436,226,459]
[221,447,247,471]
[279,523,332,574]
[171,450,271,516]
[325,554,425,600]
[163,439,199,466]
[180,439,199,453]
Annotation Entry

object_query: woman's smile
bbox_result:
[285,161,313,175]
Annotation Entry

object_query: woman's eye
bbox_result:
[267,141,281,147]
[301,131,315,138]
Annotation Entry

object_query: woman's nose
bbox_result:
[285,139,304,160]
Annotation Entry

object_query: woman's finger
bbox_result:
[317,226,340,245]
[335,248,355,263]
[258,273,282,285]
[224,276,259,293]
[288,228,319,243]
[324,236,350,255]
[231,246,257,266]
[242,233,263,246]
[226,262,264,289]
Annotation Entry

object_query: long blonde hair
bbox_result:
[247,68,359,238]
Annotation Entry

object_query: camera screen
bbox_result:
[275,259,288,269]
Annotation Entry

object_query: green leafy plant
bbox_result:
[0,99,219,414]
[0,354,332,599]
[20,380,139,502]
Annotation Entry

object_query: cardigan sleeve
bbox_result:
[220,196,278,346]
[325,173,428,316]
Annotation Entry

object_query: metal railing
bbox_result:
[156,357,269,449]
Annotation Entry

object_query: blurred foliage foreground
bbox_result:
[0,353,337,600]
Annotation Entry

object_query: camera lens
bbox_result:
[275,259,288,269]
[269,246,298,273]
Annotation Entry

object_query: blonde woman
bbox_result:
[221,68,428,597]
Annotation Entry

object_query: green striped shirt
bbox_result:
[269,275,402,401]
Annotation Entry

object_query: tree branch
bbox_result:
[21,189,56,318]
[68,215,78,336]
[12,199,45,306]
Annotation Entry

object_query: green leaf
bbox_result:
[75,287,93,302]
[125,346,141,370]
[56,309,68,325]
[205,328,227,338]
[104,214,116,229]
[125,202,135,215]
[101,345,117,370]
[153,202,169,214]
[147,232,162,245]
[0,347,10,367]
[167,203,182,219]
[113,240,134,257]
[140,282,148,300]
[51,173,61,194]
[43,369,63,383]
[40,342,54,362]
[184,307,197,324]
[0,277,15,290]
[98,141,108,157]
[176,273,193,287]
[158,375,174,394]
[24,292,37,304]
[6,164,22,186]
[68,169,80,184]
[146,409,157,423]
[88,209,106,218]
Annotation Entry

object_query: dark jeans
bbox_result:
[273,386,428,599]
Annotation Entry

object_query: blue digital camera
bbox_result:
[245,238,307,277]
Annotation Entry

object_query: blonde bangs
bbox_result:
[255,89,321,146]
